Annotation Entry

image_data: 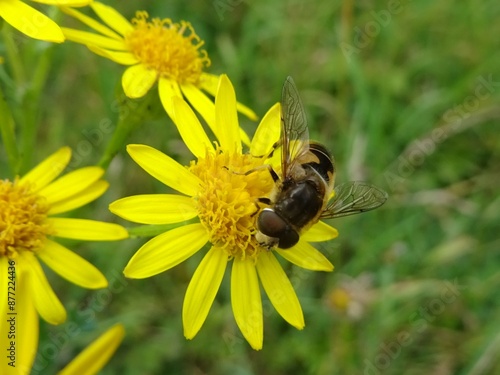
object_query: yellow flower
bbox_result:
[60,2,257,141]
[0,147,127,373]
[0,0,91,42]
[109,75,338,350]
[58,323,125,375]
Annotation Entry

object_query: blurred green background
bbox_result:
[1,0,500,374]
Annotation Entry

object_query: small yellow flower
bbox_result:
[327,273,375,321]
[0,147,127,373]
[0,0,91,42]
[110,75,338,350]
[60,2,257,141]
[58,323,125,375]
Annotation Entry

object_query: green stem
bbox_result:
[1,25,26,84]
[0,85,20,176]
[1,25,55,174]
[98,92,156,169]
[98,112,138,169]
[19,44,54,173]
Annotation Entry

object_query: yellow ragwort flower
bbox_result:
[109,75,338,350]
[60,2,257,139]
[58,323,125,375]
[0,147,127,373]
[0,0,91,42]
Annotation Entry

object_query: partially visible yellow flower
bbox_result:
[0,0,91,42]
[60,2,257,143]
[327,273,382,321]
[110,75,338,350]
[0,147,128,373]
[58,323,125,375]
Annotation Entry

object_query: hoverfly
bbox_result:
[255,76,388,249]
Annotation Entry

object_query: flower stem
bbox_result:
[98,91,158,169]
[0,85,20,176]
[1,25,54,174]
[1,25,26,84]
[19,43,54,173]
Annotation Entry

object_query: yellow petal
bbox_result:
[215,75,241,153]
[236,101,259,121]
[60,6,122,40]
[122,64,157,98]
[239,128,252,148]
[21,252,66,325]
[36,0,91,6]
[231,258,263,350]
[183,247,227,339]
[61,27,127,50]
[48,180,109,215]
[87,45,138,65]
[48,218,128,241]
[37,239,108,289]
[184,77,251,147]
[124,223,208,279]
[58,323,125,375]
[0,258,38,374]
[172,96,214,158]
[127,144,202,197]
[200,73,258,121]
[180,82,216,132]
[250,102,281,157]
[20,147,71,192]
[0,0,64,42]
[39,166,104,205]
[301,220,339,242]
[109,194,198,224]
[276,241,334,271]
[0,259,8,307]
[198,73,219,96]
[158,77,182,119]
[256,252,304,329]
[90,1,134,36]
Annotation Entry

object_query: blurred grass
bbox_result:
[1,0,500,374]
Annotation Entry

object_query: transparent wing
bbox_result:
[280,76,310,178]
[321,181,388,219]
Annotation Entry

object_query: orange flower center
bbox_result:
[0,179,51,258]
[125,12,210,84]
[189,147,274,261]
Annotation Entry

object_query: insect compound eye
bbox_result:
[257,209,299,249]
[277,228,299,249]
